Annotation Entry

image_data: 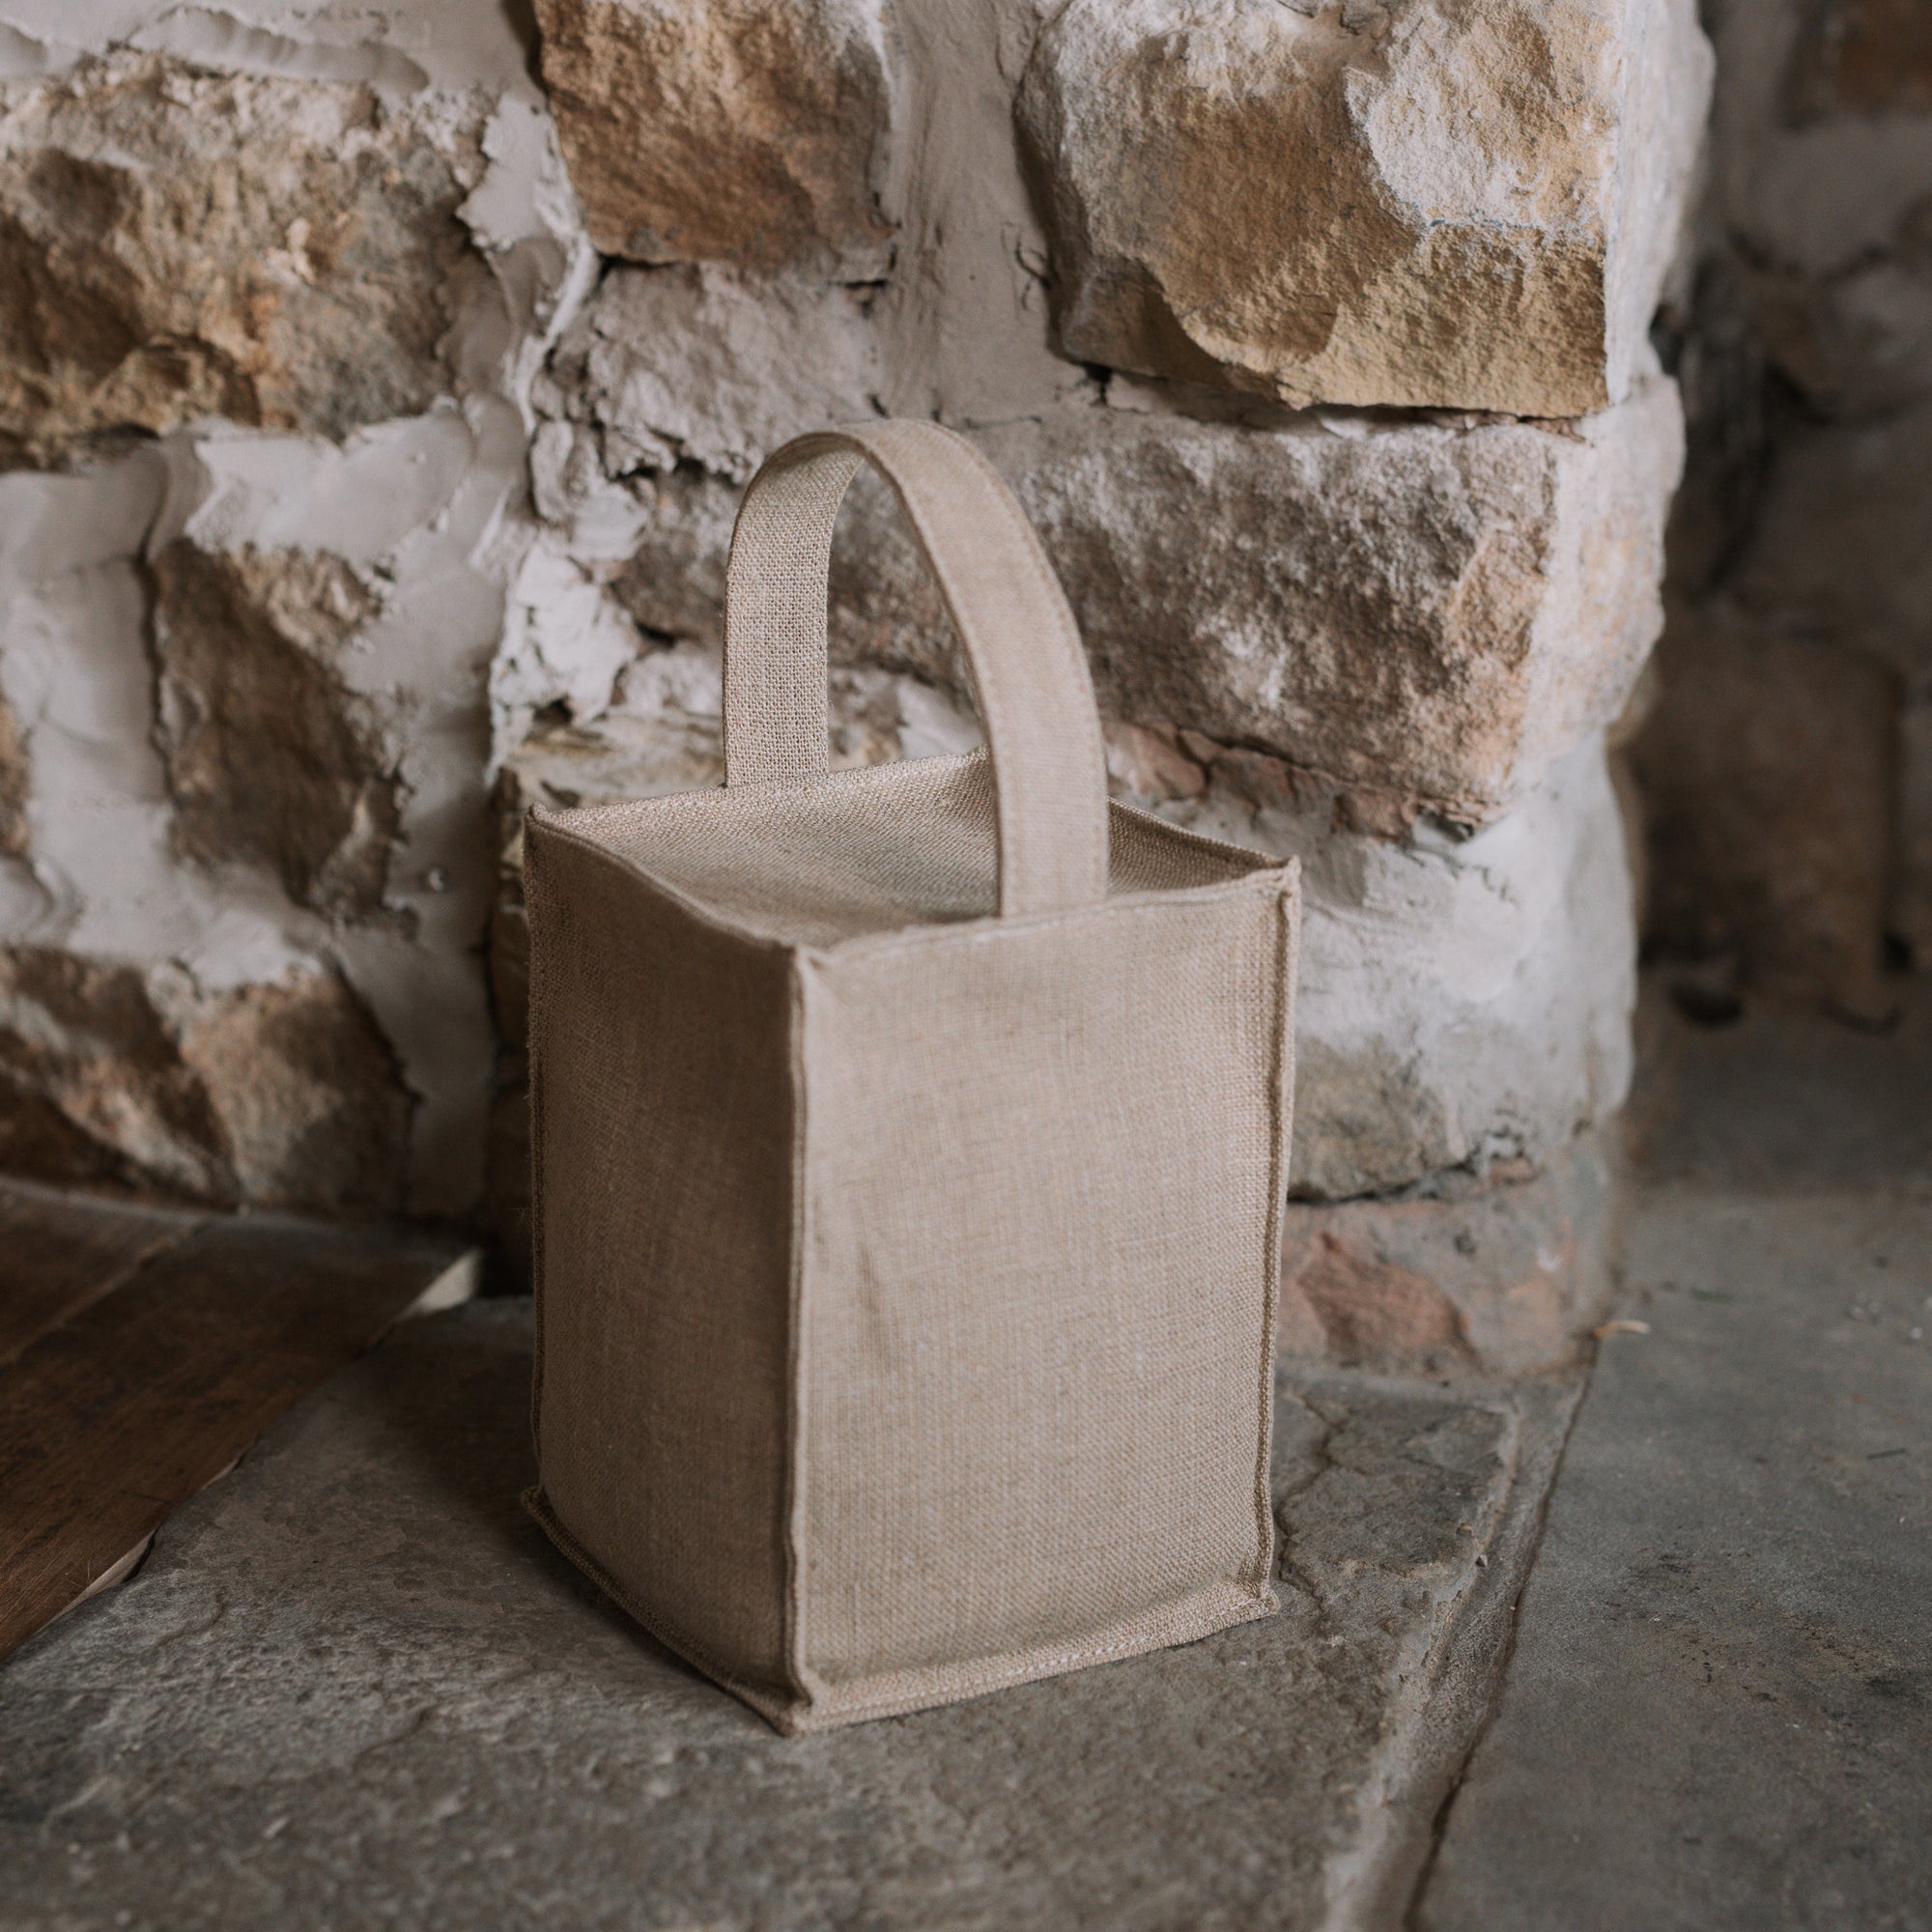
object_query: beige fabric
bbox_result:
[526,418,1301,1734]
[724,421,1109,918]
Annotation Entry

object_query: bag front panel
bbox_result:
[528,827,800,1692]
[791,880,1296,1693]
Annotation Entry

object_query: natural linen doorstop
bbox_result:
[523,418,1301,1734]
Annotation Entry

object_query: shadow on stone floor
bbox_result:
[346,1299,719,1693]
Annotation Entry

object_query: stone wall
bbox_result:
[0,0,1711,1359]
[1636,0,1932,1023]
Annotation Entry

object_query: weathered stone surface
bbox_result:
[599,388,1683,823]
[0,948,413,1213]
[532,0,892,274]
[1017,0,1711,416]
[1632,609,1899,1021]
[1420,1184,1932,1930]
[0,439,498,1221]
[1278,1130,1618,1377]
[151,543,398,921]
[177,972,416,1213]
[0,949,218,1195]
[1134,734,1638,1198]
[0,52,469,466]
[0,1295,1580,1930]
[1627,969,1932,1191]
[535,261,878,487]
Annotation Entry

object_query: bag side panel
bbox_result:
[527,825,797,1694]
[793,882,1293,1695]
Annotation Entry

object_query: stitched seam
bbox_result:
[822,867,1294,965]
[533,785,1288,963]
[782,956,812,1705]
[526,818,550,1463]
[530,815,806,952]
[803,1585,1278,1721]
[1250,877,1300,1589]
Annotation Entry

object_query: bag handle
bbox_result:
[722,419,1110,918]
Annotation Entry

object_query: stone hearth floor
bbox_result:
[2,981,1928,1930]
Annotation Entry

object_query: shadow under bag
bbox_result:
[524,418,1300,1733]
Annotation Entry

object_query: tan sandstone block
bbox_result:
[604,389,1681,823]
[1017,0,1711,416]
[670,385,1676,825]
[150,544,398,922]
[532,0,892,273]
[0,54,469,466]
[0,949,413,1214]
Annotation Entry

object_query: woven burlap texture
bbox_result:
[526,419,1301,1733]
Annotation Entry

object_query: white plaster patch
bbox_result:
[493,537,640,752]
[167,411,477,563]
[125,7,431,96]
[0,0,532,91]
[0,459,324,984]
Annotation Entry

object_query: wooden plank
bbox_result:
[0,1210,473,1661]
[0,1180,206,1367]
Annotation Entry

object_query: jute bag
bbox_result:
[524,419,1300,1734]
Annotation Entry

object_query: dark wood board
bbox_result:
[0,1181,205,1368]
[0,1206,469,1662]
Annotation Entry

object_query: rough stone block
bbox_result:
[0,53,469,466]
[1630,610,1898,1022]
[1145,730,1637,1200]
[0,442,496,1220]
[531,0,893,274]
[1016,0,1711,415]
[151,543,397,922]
[599,388,1682,823]
[1277,1131,1618,1377]
[0,948,413,1214]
